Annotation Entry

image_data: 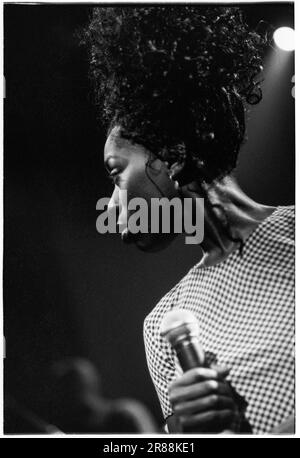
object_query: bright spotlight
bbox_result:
[273,27,295,51]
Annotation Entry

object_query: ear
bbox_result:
[169,159,201,187]
[169,162,185,180]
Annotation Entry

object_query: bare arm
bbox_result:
[167,412,295,434]
[166,414,182,433]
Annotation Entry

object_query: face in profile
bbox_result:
[104,126,180,252]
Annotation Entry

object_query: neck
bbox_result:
[182,175,276,267]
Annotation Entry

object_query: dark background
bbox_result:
[4,3,294,432]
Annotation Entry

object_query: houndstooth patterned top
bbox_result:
[144,206,295,434]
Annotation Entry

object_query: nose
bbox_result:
[107,186,120,214]
[107,186,128,233]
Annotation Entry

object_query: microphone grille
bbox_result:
[160,309,199,341]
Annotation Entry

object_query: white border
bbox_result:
[0,0,297,439]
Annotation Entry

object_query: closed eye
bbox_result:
[108,169,121,185]
[109,168,119,177]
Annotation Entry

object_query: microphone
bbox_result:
[160,309,205,371]
[160,309,252,434]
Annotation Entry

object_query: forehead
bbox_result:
[104,127,149,163]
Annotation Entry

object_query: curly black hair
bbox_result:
[81,5,269,183]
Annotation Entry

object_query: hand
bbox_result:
[168,366,239,433]
[270,415,294,434]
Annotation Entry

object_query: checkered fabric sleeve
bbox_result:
[143,283,182,420]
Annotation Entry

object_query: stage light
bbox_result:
[273,27,295,51]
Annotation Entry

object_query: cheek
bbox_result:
[122,165,154,199]
[126,164,179,201]
[152,169,180,200]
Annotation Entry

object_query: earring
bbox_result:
[168,172,180,190]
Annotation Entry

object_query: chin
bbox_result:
[135,233,178,253]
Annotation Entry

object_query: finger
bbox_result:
[210,363,231,377]
[170,367,218,389]
[212,365,231,379]
[169,380,232,404]
[173,394,236,416]
[180,409,237,433]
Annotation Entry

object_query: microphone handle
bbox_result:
[174,336,205,372]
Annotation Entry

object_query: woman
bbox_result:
[82,6,294,434]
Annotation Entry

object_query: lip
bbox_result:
[121,228,136,244]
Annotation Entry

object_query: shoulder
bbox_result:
[252,205,294,249]
[265,205,294,244]
[245,205,295,276]
[143,266,196,342]
[143,282,180,343]
[271,205,294,224]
